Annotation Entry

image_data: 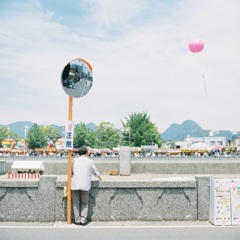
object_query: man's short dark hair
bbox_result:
[78,147,88,156]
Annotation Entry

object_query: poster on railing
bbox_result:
[230,178,240,225]
[209,177,231,225]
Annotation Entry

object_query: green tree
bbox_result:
[41,126,61,142]
[0,127,20,147]
[122,111,162,147]
[74,122,95,148]
[0,127,9,147]
[94,122,120,149]
[9,130,20,141]
[26,123,48,149]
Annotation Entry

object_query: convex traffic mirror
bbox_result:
[61,58,93,98]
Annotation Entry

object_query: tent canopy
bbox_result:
[190,142,211,151]
[11,161,45,172]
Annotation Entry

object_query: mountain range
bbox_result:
[0,120,239,141]
[161,120,239,141]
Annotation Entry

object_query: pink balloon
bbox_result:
[188,39,204,53]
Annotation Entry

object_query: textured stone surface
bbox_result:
[0,186,38,222]
[196,176,211,220]
[0,179,38,188]
[37,175,57,222]
[89,188,116,221]
[131,162,240,174]
[0,176,57,222]
[55,187,67,221]
[119,146,131,176]
[157,188,197,220]
[88,177,197,221]
[0,174,232,222]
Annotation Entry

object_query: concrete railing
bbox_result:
[4,158,240,175]
[0,175,210,222]
[1,158,240,223]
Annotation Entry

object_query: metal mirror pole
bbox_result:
[67,96,73,224]
[61,57,93,224]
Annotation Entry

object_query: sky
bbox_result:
[0,0,240,134]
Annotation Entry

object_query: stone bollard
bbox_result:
[37,175,57,222]
[119,146,131,176]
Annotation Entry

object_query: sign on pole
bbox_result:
[64,121,74,150]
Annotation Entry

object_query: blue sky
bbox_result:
[0,0,240,133]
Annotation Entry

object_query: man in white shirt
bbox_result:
[71,147,102,225]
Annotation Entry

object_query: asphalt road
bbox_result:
[1,222,239,240]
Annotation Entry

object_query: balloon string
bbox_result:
[202,74,207,93]
[202,74,209,107]
[197,54,209,110]
[197,54,207,94]
[196,52,213,131]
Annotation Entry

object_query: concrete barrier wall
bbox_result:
[0,175,57,222]
[4,158,240,175]
[89,177,199,221]
[2,158,238,223]
[0,175,210,222]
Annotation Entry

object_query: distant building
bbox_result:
[231,134,240,150]
[204,136,226,148]
[175,136,226,149]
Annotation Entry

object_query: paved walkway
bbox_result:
[0,220,214,228]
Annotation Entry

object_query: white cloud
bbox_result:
[0,0,240,134]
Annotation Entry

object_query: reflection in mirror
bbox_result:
[61,58,93,98]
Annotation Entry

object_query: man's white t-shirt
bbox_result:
[71,155,100,191]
